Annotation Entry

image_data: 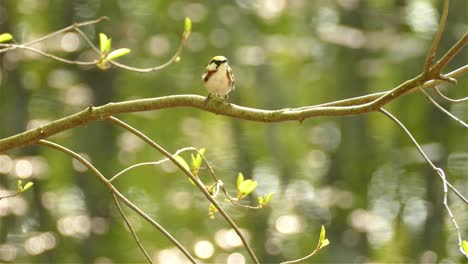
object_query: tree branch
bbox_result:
[0,64,466,153]
[36,139,197,263]
[111,193,154,264]
[423,0,449,74]
[107,116,260,264]
[380,109,467,257]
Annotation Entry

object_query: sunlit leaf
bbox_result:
[257,196,264,205]
[106,38,112,53]
[264,193,273,204]
[462,240,468,256]
[319,225,326,243]
[191,148,206,169]
[23,182,34,191]
[317,225,330,250]
[106,48,130,61]
[184,17,192,39]
[0,33,13,43]
[319,238,330,249]
[237,172,244,190]
[174,156,190,172]
[99,33,109,53]
[208,203,217,220]
[198,148,206,157]
[239,179,257,196]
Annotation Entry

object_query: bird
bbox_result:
[202,55,235,100]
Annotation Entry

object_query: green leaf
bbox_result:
[198,148,206,159]
[319,238,330,249]
[237,173,244,191]
[99,33,112,54]
[174,156,190,172]
[257,196,264,205]
[106,38,112,53]
[208,203,217,220]
[264,193,273,204]
[239,179,257,196]
[184,17,192,39]
[462,240,468,256]
[23,182,34,191]
[319,225,326,243]
[191,148,206,169]
[99,33,109,53]
[317,225,330,250]
[106,48,131,61]
[17,180,23,192]
[0,33,13,43]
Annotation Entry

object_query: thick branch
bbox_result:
[0,65,468,153]
[0,65,466,154]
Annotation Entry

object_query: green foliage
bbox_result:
[0,33,13,43]
[174,156,190,172]
[462,240,468,257]
[183,17,192,39]
[106,48,131,61]
[208,203,217,220]
[99,33,111,54]
[190,148,206,177]
[17,180,34,193]
[237,172,257,199]
[318,225,330,250]
[97,33,130,69]
[257,193,273,207]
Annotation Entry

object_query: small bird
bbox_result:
[202,55,235,100]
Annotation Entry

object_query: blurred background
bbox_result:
[0,0,467,263]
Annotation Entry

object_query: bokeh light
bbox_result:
[194,240,214,259]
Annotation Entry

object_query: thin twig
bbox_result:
[433,87,468,103]
[281,228,327,264]
[221,186,262,209]
[0,44,96,65]
[432,32,468,75]
[0,17,108,55]
[281,249,319,264]
[23,17,109,47]
[379,109,468,204]
[434,168,466,258]
[111,193,154,263]
[108,33,188,72]
[0,191,20,201]
[73,27,101,54]
[418,87,468,128]
[107,116,260,264]
[312,65,468,108]
[109,147,197,182]
[75,22,189,72]
[71,19,189,72]
[379,109,466,256]
[36,139,197,263]
[423,0,449,74]
[0,15,188,73]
